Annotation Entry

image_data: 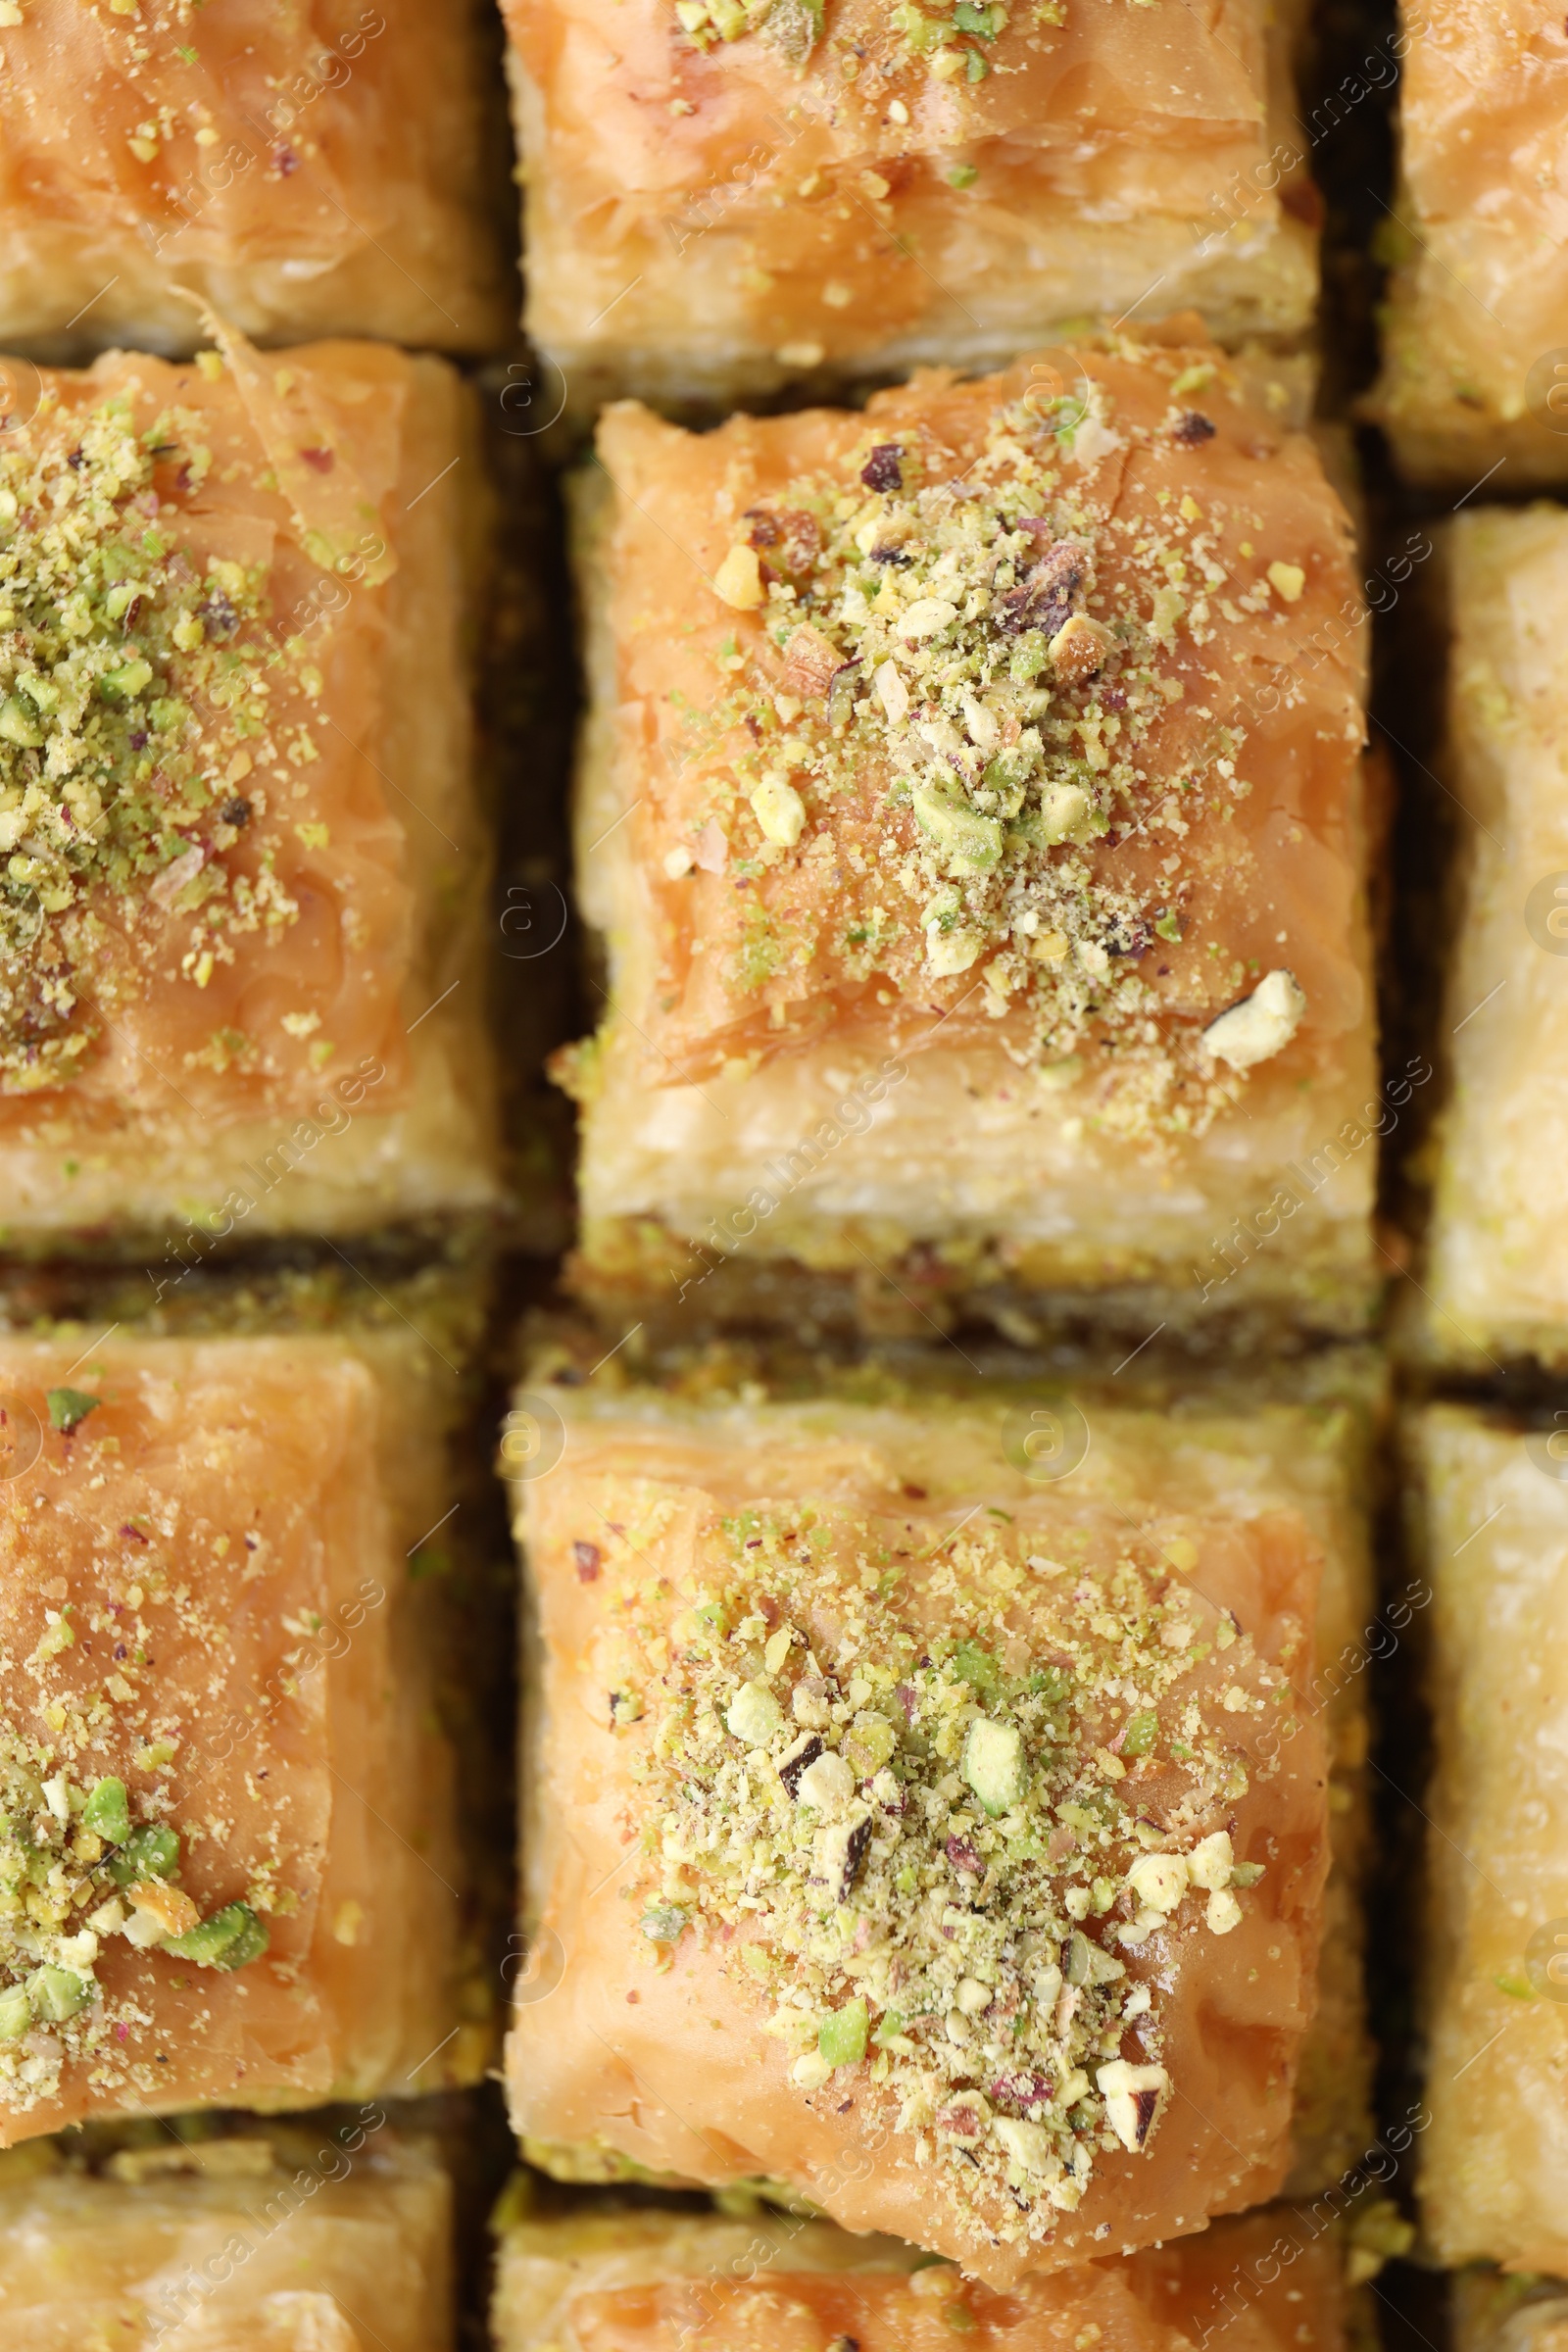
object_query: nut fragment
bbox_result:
[1202,968,1306,1070]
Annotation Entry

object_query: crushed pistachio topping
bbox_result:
[0,385,306,1091]
[672,0,1032,80]
[676,364,1285,1136]
[615,1501,1284,2247]
[0,1745,267,2114]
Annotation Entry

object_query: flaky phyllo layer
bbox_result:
[598,1497,1298,2252]
[567,333,1367,1158]
[0,324,411,1114]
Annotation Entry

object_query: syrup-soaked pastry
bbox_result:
[1411,1403,1568,2275]
[492,2196,1348,2352]
[0,1331,479,2143]
[500,0,1319,411]
[504,1375,1355,2285]
[558,323,1377,1341]
[0,2121,452,2349]
[0,324,500,1248]
[0,0,509,358]
[1373,4,1568,488]
[1421,508,1568,1368]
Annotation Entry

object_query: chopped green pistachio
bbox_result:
[817,1997,868,2068]
[1121,1711,1158,1757]
[963,1716,1025,1816]
[0,1984,28,2040]
[26,1965,89,2023]
[82,1776,130,1845]
[951,1642,1003,1701]
[910,780,1003,874]
[947,164,979,190]
[725,1681,783,1745]
[163,1901,269,1971]
[106,1823,180,1887]
[629,1500,1294,2247]
[639,1903,689,1944]
[46,1388,99,1434]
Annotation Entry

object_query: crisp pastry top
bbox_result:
[0,1344,384,2128]
[1397,5,1568,233]
[579,328,1366,1144]
[0,0,503,344]
[0,331,416,1118]
[519,1400,1331,2276]
[506,0,1270,194]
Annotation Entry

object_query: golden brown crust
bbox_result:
[1373,4,1568,485]
[493,2198,1348,2352]
[0,0,510,357]
[506,1392,1331,2285]
[0,1334,476,2142]
[564,325,1376,1328]
[0,330,500,1242]
[504,0,1317,404]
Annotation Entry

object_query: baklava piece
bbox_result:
[1373,5,1568,488]
[1410,1404,1568,2273]
[506,1378,1344,2282]
[492,2193,1347,2352]
[0,327,501,1248]
[1453,2270,1568,2352]
[0,0,509,357]
[0,2121,452,2349]
[560,326,1377,1341]
[501,0,1318,411]
[0,1332,478,2142]
[1420,509,1568,1368]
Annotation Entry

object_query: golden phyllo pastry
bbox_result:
[0,2122,452,2349]
[492,2196,1348,2352]
[0,1332,477,2142]
[1410,1403,1568,2275]
[1373,3,1568,487]
[560,326,1377,1340]
[0,328,500,1247]
[505,1380,1344,2284]
[501,0,1318,409]
[0,0,509,357]
[1417,506,1568,1368]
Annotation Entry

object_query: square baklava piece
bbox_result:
[492,2191,1348,2349]
[505,1371,1370,2282]
[1420,508,1568,1369]
[0,2121,452,2347]
[0,1331,477,2142]
[1373,4,1568,488]
[0,328,500,1249]
[0,0,509,356]
[1411,1403,1568,2276]
[560,325,1378,1341]
[502,0,1318,410]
